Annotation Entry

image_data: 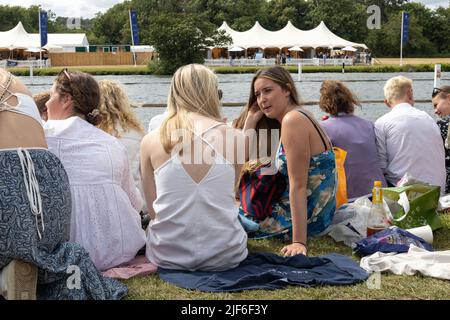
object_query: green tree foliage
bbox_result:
[0,5,40,32]
[265,0,313,30]
[430,6,450,54]
[91,2,131,44]
[147,13,231,74]
[366,10,437,57]
[306,0,368,43]
[0,5,94,40]
[2,0,449,59]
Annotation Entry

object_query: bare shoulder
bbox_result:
[282,109,310,130]
[141,130,159,151]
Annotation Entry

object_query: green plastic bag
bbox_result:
[382,184,443,231]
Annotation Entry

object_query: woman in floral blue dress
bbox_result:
[237,66,336,257]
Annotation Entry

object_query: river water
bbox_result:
[20,72,449,128]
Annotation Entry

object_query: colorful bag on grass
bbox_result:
[353,226,433,257]
[333,147,348,209]
[382,184,443,231]
[239,163,287,220]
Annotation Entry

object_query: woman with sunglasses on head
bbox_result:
[44,69,146,271]
[0,68,126,300]
[432,85,450,193]
[240,66,336,257]
[141,64,248,271]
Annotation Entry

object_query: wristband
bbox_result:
[293,241,307,247]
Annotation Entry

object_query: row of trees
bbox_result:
[1,1,449,73]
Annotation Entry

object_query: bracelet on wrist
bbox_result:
[292,241,307,247]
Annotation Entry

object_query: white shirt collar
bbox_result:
[391,102,413,110]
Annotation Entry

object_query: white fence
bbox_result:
[0,59,51,68]
[204,58,355,67]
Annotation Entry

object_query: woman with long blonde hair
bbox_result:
[140,64,248,271]
[97,80,145,207]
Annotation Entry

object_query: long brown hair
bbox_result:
[233,66,302,172]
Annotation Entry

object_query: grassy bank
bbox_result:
[6,62,450,76]
[7,65,152,76]
[123,214,450,300]
[212,64,450,74]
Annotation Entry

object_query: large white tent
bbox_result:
[0,22,89,52]
[0,21,35,50]
[218,20,367,50]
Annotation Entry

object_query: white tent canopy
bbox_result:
[228,46,244,52]
[0,21,35,50]
[0,22,89,52]
[131,45,155,52]
[43,43,64,52]
[341,46,357,52]
[217,20,367,50]
[25,47,45,53]
[288,46,304,52]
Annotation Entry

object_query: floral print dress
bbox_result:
[240,110,337,240]
[436,118,450,193]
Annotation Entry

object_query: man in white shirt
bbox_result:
[374,76,446,193]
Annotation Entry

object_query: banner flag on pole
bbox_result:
[402,12,410,44]
[129,10,140,46]
[39,10,48,47]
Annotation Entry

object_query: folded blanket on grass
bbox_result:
[158,252,368,292]
[102,255,157,280]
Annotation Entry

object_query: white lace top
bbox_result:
[117,128,145,203]
[44,117,146,271]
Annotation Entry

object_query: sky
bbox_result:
[0,0,448,19]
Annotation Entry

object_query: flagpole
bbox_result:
[129,10,136,67]
[39,7,42,68]
[400,11,404,67]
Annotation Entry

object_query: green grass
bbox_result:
[212,64,450,74]
[6,63,450,76]
[7,65,152,76]
[122,214,450,300]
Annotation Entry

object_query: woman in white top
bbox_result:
[44,69,146,271]
[97,80,145,201]
[140,64,248,271]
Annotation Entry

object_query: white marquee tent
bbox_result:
[217,20,367,50]
[0,22,89,52]
[0,21,34,50]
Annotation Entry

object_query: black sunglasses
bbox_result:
[218,89,223,100]
[432,87,450,98]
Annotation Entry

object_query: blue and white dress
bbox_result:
[242,110,337,240]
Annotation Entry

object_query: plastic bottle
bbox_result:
[367,181,391,236]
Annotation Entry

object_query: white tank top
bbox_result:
[146,123,248,271]
[0,91,42,127]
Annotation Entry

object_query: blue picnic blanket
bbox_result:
[158,252,368,292]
